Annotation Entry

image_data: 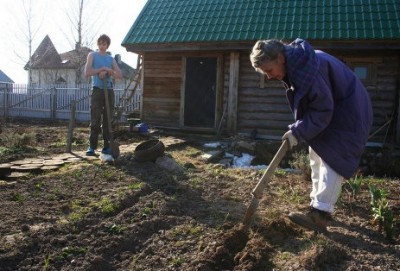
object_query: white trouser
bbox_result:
[309,147,344,213]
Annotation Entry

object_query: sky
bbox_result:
[0,0,148,83]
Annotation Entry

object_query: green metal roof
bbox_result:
[122,0,400,46]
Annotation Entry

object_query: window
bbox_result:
[56,76,67,84]
[354,66,368,80]
[351,63,375,83]
[343,57,380,85]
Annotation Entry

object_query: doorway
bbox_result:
[184,57,217,127]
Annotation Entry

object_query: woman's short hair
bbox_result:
[250,39,284,69]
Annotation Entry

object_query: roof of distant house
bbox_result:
[26,35,92,70]
[26,35,63,69]
[59,47,93,69]
[0,69,14,83]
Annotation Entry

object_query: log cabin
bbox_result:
[122,0,400,146]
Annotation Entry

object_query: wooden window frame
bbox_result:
[342,57,381,85]
[349,62,376,84]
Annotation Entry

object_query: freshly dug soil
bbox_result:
[0,121,399,271]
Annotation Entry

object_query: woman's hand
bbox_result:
[282,130,298,149]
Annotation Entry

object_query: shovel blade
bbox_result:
[243,196,260,225]
[111,141,120,159]
[242,140,289,226]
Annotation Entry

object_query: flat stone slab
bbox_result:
[6,172,30,179]
[65,157,82,163]
[42,160,64,166]
[41,165,60,171]
[11,165,42,172]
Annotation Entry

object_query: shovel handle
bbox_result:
[251,140,289,199]
[103,79,114,143]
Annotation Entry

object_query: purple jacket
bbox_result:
[283,39,373,179]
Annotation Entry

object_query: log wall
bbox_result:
[334,50,399,143]
[142,53,183,127]
[141,49,399,143]
[235,52,292,139]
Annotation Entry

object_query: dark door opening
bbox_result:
[184,57,217,127]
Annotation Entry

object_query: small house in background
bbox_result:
[26,35,135,86]
[122,0,400,145]
[0,70,14,84]
[0,69,14,93]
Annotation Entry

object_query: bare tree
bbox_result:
[13,0,43,85]
[58,0,106,83]
[62,0,100,49]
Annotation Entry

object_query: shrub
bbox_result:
[0,131,36,148]
[289,149,311,181]
[368,185,395,240]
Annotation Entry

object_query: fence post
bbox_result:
[51,87,57,120]
[2,85,5,120]
[4,84,10,123]
[66,100,76,153]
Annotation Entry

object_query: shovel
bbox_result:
[103,79,120,159]
[242,139,289,225]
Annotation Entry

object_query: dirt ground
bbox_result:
[0,120,399,271]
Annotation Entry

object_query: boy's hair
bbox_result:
[97,34,111,47]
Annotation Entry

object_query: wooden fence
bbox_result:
[0,83,141,123]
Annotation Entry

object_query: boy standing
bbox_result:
[84,34,122,156]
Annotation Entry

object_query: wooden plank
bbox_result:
[239,88,286,97]
[179,56,186,127]
[227,52,240,133]
[238,112,293,121]
[239,96,287,104]
[238,104,290,113]
[237,121,289,131]
[215,55,225,131]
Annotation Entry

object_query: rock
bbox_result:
[155,156,185,173]
[21,224,30,232]
[234,141,256,154]
[217,158,232,167]
[201,150,224,162]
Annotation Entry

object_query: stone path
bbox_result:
[0,137,187,181]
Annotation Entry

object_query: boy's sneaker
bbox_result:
[102,147,112,155]
[86,147,96,156]
[288,208,330,233]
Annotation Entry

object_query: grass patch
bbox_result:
[104,223,126,234]
[60,246,87,259]
[128,182,144,190]
[68,200,91,222]
[11,193,26,203]
[95,197,119,215]
[172,224,204,237]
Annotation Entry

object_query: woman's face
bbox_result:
[258,53,286,81]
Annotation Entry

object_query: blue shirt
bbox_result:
[91,52,113,89]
